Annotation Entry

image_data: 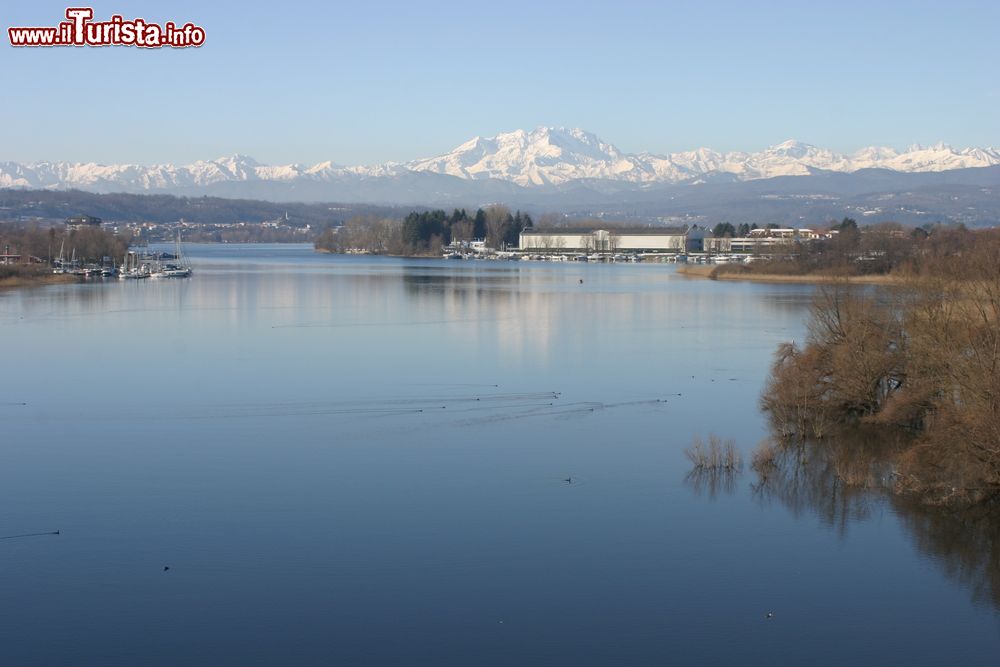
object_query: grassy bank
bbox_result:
[0,265,77,289]
[676,263,904,285]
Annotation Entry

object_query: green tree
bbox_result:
[473,208,487,239]
[713,222,736,237]
[836,217,858,232]
[400,210,454,253]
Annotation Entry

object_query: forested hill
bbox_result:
[0,188,408,227]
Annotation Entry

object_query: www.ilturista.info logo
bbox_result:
[8,7,205,48]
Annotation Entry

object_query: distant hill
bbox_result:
[4,128,999,191]
[3,127,1000,226]
[0,189,411,227]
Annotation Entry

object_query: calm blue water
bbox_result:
[1,244,997,665]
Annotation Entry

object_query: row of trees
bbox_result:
[761,228,1000,506]
[314,215,405,255]
[718,219,983,277]
[712,222,770,237]
[179,225,314,244]
[0,188,389,227]
[315,206,534,255]
[0,223,130,265]
[402,207,533,253]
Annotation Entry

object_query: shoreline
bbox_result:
[314,248,448,259]
[0,272,79,290]
[675,264,905,285]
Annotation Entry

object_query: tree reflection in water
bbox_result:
[684,466,740,501]
[750,429,1000,608]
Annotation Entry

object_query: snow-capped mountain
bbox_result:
[1,127,998,194]
[405,130,1000,185]
[405,127,655,185]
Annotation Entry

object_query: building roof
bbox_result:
[522,226,690,236]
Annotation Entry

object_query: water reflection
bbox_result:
[685,467,740,500]
[6,245,997,663]
[896,499,1000,608]
[750,431,1000,608]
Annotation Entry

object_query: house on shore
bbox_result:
[704,228,823,254]
[66,215,103,230]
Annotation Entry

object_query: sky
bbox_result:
[2,0,998,166]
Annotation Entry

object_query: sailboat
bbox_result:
[119,250,151,279]
[153,231,192,278]
[52,239,66,274]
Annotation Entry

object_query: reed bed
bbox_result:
[685,434,742,471]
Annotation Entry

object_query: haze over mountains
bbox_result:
[3,127,999,191]
[406,128,1000,186]
[2,127,999,226]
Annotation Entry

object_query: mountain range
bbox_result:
[2,127,999,226]
[2,127,998,193]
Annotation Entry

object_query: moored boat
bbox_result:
[151,232,192,278]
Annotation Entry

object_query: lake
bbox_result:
[1,244,997,665]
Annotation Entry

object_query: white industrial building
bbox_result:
[703,228,824,254]
[519,226,704,253]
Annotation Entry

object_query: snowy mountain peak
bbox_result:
[771,138,810,149]
[1,129,998,194]
[406,126,640,186]
[217,153,258,164]
[766,139,821,158]
[853,146,900,161]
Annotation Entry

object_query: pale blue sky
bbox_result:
[2,0,998,165]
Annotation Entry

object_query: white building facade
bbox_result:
[519,227,704,253]
[703,228,825,254]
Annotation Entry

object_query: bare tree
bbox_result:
[373,217,402,254]
[484,205,511,250]
[761,230,1000,506]
[451,220,474,243]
